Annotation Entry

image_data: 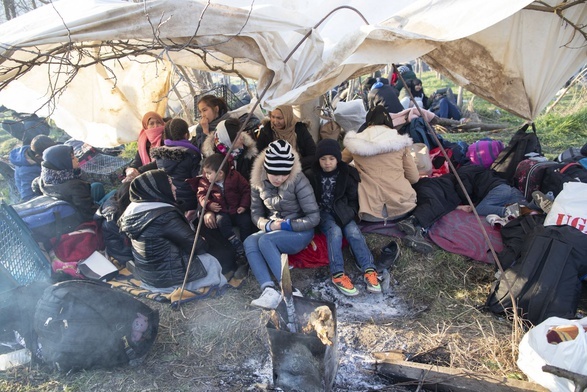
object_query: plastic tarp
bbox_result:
[0,0,585,147]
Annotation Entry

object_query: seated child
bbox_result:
[193,153,253,274]
[305,139,381,296]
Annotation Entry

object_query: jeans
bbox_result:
[216,210,255,241]
[476,184,525,217]
[243,228,314,289]
[320,211,374,275]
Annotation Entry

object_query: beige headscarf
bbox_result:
[271,106,297,150]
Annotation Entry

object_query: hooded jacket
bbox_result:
[249,149,320,232]
[118,201,208,288]
[343,124,419,221]
[150,145,201,211]
[201,130,258,180]
[192,166,251,215]
[9,145,40,201]
[305,161,361,227]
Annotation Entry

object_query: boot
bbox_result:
[228,235,245,258]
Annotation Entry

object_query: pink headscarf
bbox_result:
[137,112,165,165]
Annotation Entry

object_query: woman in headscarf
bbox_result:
[124,111,165,183]
[194,95,229,150]
[255,105,316,171]
[119,170,228,291]
[201,117,258,179]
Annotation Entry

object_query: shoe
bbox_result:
[403,231,435,254]
[486,214,508,228]
[250,286,282,309]
[375,240,400,272]
[364,270,382,293]
[396,216,417,236]
[292,287,303,298]
[532,191,553,214]
[504,203,521,219]
[332,274,359,296]
[233,264,249,280]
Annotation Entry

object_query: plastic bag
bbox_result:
[410,143,433,176]
[544,182,587,235]
[517,316,587,391]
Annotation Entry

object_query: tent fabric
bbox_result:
[0,0,585,147]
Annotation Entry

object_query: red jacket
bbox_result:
[191,167,251,215]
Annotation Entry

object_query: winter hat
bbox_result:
[316,139,342,163]
[31,135,56,155]
[129,169,175,204]
[398,65,410,74]
[264,139,295,175]
[42,144,74,171]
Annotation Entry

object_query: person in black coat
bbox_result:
[150,118,201,212]
[255,105,316,171]
[118,170,229,291]
[35,144,98,222]
[305,139,380,296]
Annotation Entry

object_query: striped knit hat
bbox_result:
[264,139,295,175]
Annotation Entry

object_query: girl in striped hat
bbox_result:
[245,140,320,309]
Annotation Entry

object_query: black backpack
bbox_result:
[490,123,542,184]
[33,280,159,371]
[486,225,587,326]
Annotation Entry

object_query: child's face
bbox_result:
[198,102,219,123]
[203,167,224,183]
[319,155,338,173]
[267,173,290,187]
[71,153,79,169]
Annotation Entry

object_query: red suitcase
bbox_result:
[514,158,563,201]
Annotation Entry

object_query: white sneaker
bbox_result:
[251,287,282,310]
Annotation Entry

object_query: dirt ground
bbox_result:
[3,232,583,391]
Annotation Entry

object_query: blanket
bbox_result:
[428,209,503,264]
[108,268,226,309]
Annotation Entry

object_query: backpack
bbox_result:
[33,280,159,371]
[556,147,585,163]
[485,225,587,326]
[540,162,587,198]
[11,195,83,248]
[490,123,542,184]
[466,139,504,168]
[513,159,563,201]
[497,214,546,271]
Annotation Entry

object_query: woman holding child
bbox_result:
[245,140,320,309]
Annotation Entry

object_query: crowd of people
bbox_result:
[11,75,533,310]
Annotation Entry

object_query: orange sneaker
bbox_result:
[332,274,358,296]
[364,270,381,293]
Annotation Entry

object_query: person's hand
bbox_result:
[456,205,473,213]
[236,207,246,214]
[199,116,210,134]
[185,209,197,222]
[123,167,139,183]
[270,219,284,231]
[203,211,217,229]
[208,202,222,213]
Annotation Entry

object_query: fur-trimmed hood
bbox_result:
[150,145,197,161]
[201,130,258,159]
[250,147,302,190]
[343,125,413,157]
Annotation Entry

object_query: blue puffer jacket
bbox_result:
[9,145,41,201]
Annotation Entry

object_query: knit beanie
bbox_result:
[316,138,342,163]
[264,139,295,175]
[42,144,74,171]
[31,135,56,155]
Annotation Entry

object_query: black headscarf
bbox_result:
[129,170,176,205]
[357,105,394,133]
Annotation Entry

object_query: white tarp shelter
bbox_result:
[0,0,585,147]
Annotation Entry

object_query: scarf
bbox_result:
[164,139,201,154]
[214,132,243,162]
[129,169,177,206]
[272,106,297,149]
[137,125,165,166]
[41,166,79,185]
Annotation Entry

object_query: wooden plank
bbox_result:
[374,352,548,392]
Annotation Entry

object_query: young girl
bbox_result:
[245,140,320,309]
[195,95,229,150]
